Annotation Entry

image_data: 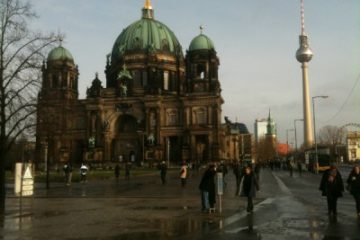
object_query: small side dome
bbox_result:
[189,34,215,51]
[47,46,74,62]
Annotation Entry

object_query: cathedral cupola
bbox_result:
[185,26,220,94]
[40,41,79,101]
[106,0,185,96]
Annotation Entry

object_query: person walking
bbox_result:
[63,162,72,186]
[233,161,243,196]
[319,165,344,216]
[199,164,216,213]
[180,162,187,187]
[80,163,88,183]
[297,161,302,177]
[347,165,360,217]
[159,161,167,185]
[114,164,120,180]
[125,162,131,180]
[240,166,259,213]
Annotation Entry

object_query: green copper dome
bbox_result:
[111,11,183,62]
[189,34,215,51]
[47,46,74,62]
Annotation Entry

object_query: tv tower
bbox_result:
[296,0,314,148]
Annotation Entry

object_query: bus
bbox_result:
[305,147,331,172]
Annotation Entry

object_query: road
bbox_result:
[1,166,360,240]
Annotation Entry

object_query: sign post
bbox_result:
[216,172,224,213]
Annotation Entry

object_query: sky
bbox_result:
[30,0,360,146]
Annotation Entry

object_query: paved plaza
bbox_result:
[2,167,360,239]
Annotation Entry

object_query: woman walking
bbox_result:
[319,166,344,216]
[347,165,360,217]
[240,166,259,213]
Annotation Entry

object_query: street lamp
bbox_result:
[312,95,329,174]
[294,119,304,151]
[286,129,295,155]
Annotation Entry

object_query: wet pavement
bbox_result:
[2,167,360,239]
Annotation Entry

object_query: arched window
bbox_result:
[194,108,207,125]
[163,71,169,90]
[166,109,178,126]
[132,70,141,87]
[118,115,137,133]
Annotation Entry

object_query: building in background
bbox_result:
[254,119,267,144]
[35,1,224,168]
[347,132,360,162]
[221,117,253,163]
[255,111,278,163]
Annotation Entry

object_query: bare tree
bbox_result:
[0,0,58,214]
[318,125,346,148]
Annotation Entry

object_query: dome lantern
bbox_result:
[142,0,154,19]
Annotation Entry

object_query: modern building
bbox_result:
[254,119,267,143]
[347,131,360,162]
[35,1,224,167]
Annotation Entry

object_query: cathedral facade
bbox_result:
[35,1,224,167]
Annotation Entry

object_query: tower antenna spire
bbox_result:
[300,0,305,35]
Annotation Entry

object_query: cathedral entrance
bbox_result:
[111,114,141,164]
[112,139,139,163]
[195,135,209,165]
[167,136,182,165]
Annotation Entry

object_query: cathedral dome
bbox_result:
[111,3,183,63]
[189,34,215,51]
[47,46,74,62]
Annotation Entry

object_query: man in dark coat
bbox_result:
[241,166,259,213]
[199,164,216,213]
[347,165,360,217]
[319,166,344,216]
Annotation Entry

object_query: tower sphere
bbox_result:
[296,35,313,63]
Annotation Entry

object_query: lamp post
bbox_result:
[286,129,295,155]
[294,119,304,151]
[312,95,328,174]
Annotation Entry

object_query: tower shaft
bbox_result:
[301,63,313,148]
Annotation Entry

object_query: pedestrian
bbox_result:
[319,165,344,216]
[346,165,360,217]
[254,163,261,182]
[287,159,293,177]
[297,161,302,177]
[240,166,259,213]
[233,161,243,196]
[114,164,120,180]
[80,163,88,183]
[159,161,167,185]
[180,162,187,187]
[125,161,131,180]
[63,162,72,186]
[199,164,216,213]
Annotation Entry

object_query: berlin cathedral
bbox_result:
[35,0,226,167]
